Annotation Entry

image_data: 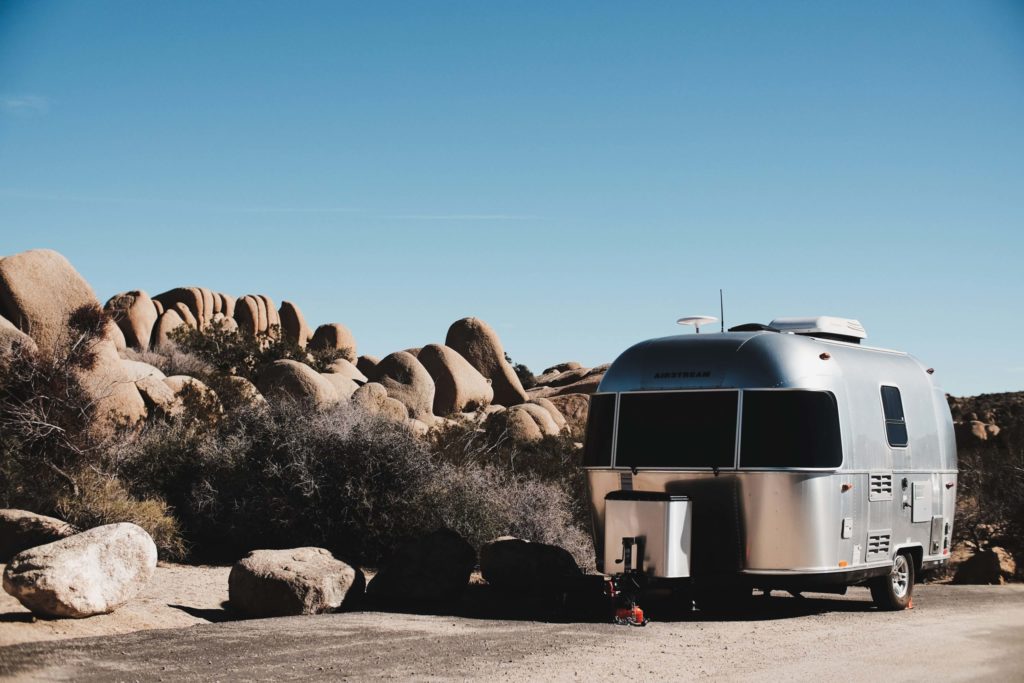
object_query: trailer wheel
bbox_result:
[870,551,914,611]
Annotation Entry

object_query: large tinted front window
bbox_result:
[615,391,738,469]
[739,391,842,468]
[582,393,616,467]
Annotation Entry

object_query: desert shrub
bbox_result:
[167,321,343,381]
[112,399,438,563]
[428,419,591,530]
[56,470,186,560]
[0,307,186,559]
[0,306,107,509]
[109,395,595,567]
[504,352,537,389]
[122,346,213,379]
[425,462,594,569]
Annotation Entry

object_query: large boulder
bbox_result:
[515,403,560,436]
[367,529,475,603]
[152,309,185,350]
[0,249,99,357]
[417,344,494,417]
[445,317,527,407]
[546,393,590,435]
[365,352,435,423]
[323,358,368,384]
[256,359,340,408]
[2,523,157,618]
[225,375,268,408]
[542,361,582,375]
[0,510,75,562]
[953,547,1017,585]
[76,338,148,430]
[229,547,364,618]
[491,405,544,443]
[259,295,280,337]
[480,537,582,593]
[104,290,158,349]
[172,302,198,330]
[164,375,220,412]
[528,398,566,431]
[153,288,207,330]
[356,355,380,376]
[309,324,357,362]
[278,301,312,348]
[233,295,261,336]
[320,372,359,400]
[351,382,409,422]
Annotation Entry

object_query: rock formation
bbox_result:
[256,359,340,408]
[365,352,435,423]
[279,300,312,348]
[0,249,100,357]
[309,323,357,362]
[417,343,494,416]
[445,317,527,407]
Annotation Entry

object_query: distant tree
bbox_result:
[504,352,537,389]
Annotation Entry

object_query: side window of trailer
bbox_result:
[582,393,616,467]
[739,390,842,468]
[880,385,909,448]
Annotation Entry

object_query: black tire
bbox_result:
[870,552,914,611]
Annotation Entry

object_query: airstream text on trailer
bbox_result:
[584,316,957,611]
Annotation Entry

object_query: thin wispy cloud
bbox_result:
[384,213,539,221]
[0,95,49,116]
[0,188,359,214]
[0,188,536,221]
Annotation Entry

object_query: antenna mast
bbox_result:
[719,289,725,332]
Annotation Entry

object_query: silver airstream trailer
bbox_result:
[585,316,957,611]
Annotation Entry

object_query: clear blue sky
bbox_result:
[1,1,1021,396]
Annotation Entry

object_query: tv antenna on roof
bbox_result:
[677,315,718,334]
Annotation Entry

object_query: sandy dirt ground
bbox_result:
[1,571,1023,682]
[0,563,231,647]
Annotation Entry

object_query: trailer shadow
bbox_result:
[364,585,879,624]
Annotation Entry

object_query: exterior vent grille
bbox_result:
[619,472,633,491]
[869,473,894,501]
[866,531,892,561]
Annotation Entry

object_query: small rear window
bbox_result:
[740,391,842,468]
[582,394,616,467]
[880,385,908,447]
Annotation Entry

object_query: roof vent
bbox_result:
[768,316,867,344]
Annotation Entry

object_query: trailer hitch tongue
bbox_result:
[608,536,650,626]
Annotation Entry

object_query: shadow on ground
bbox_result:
[361,582,880,624]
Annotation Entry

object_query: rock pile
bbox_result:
[0,247,600,444]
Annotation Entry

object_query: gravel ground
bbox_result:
[1,584,1022,682]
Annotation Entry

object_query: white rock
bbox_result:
[2,523,158,618]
